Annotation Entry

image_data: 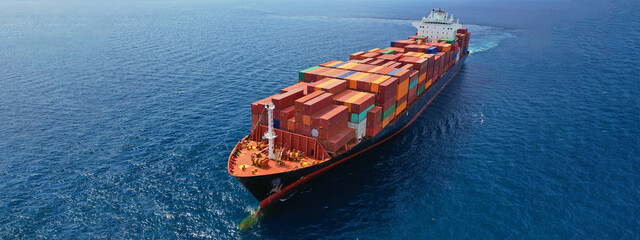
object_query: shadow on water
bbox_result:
[249,66,471,238]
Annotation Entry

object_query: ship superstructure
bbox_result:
[412,9,462,42]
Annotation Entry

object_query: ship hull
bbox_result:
[236,54,468,207]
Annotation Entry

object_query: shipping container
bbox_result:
[350,52,365,60]
[272,88,304,110]
[316,105,349,129]
[294,91,325,112]
[308,78,347,94]
[302,92,334,115]
[279,105,295,121]
[251,96,273,115]
[348,119,367,140]
[281,82,310,95]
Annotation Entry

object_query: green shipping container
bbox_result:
[350,104,375,123]
[417,85,425,96]
[382,50,395,55]
[382,104,396,121]
[441,38,455,44]
[299,66,320,81]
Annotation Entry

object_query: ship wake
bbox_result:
[464,24,515,54]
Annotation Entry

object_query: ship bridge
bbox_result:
[412,9,462,42]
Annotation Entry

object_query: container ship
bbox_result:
[228,9,470,208]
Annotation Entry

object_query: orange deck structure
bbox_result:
[228,126,331,177]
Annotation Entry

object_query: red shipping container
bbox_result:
[400,63,413,70]
[304,67,330,82]
[366,106,382,126]
[302,124,312,136]
[350,51,365,60]
[295,90,325,112]
[433,55,442,78]
[408,85,416,103]
[281,82,309,95]
[375,67,396,75]
[315,68,338,80]
[358,74,379,92]
[457,28,468,34]
[388,47,405,53]
[427,58,434,82]
[366,125,381,137]
[398,57,419,70]
[350,63,376,72]
[295,111,303,123]
[279,105,295,121]
[310,105,336,127]
[376,94,396,112]
[295,122,303,133]
[362,52,380,59]
[294,91,325,109]
[392,40,416,48]
[387,62,403,68]
[409,70,418,82]
[326,127,355,152]
[251,113,268,127]
[302,92,334,115]
[359,58,375,64]
[373,76,398,102]
[369,59,386,66]
[287,117,295,131]
[376,53,403,61]
[318,68,343,81]
[251,96,272,114]
[271,88,304,110]
[318,120,348,140]
[317,105,349,129]
[452,43,459,52]
[381,61,395,67]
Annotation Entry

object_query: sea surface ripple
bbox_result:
[0,0,639,239]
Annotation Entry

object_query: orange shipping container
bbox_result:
[395,98,407,116]
[320,60,343,67]
[382,113,394,128]
[308,78,347,94]
[396,79,409,100]
[442,44,451,52]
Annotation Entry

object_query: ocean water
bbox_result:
[1,0,639,239]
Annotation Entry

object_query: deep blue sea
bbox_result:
[1,0,639,239]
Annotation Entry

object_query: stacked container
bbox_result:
[253,28,468,153]
[334,90,375,140]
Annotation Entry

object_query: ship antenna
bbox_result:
[264,102,277,160]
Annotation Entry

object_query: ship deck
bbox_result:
[229,139,327,177]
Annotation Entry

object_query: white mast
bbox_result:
[264,102,277,160]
